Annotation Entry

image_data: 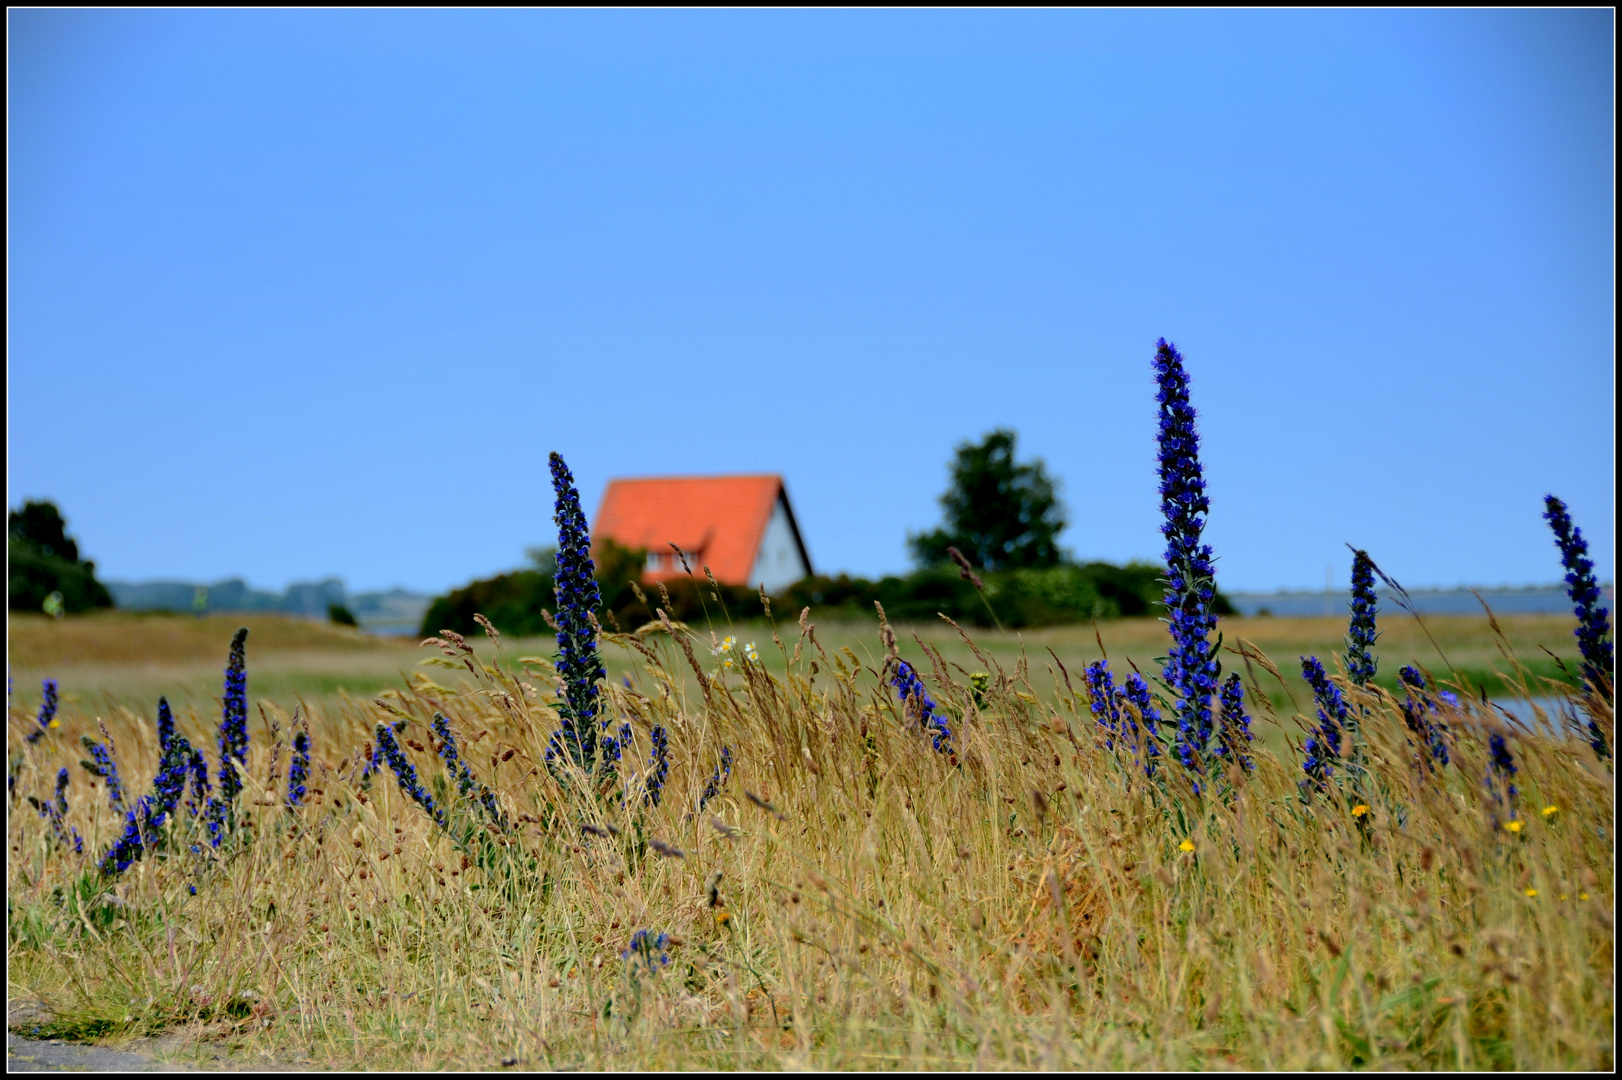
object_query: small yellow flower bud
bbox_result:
[1179,839,1195,852]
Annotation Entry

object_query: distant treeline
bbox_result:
[109,578,348,616]
[421,540,1233,638]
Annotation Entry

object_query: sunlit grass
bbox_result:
[6,605,1612,1069]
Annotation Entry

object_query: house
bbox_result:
[593,475,813,594]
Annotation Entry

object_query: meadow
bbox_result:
[6,604,1614,1069]
[7,341,1614,1070]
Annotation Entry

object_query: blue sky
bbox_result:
[8,9,1614,595]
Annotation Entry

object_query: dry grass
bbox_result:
[5,608,1615,1070]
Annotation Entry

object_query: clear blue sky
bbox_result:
[8,9,1614,595]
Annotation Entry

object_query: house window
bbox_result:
[646,551,663,572]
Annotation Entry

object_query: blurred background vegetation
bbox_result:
[8,500,113,614]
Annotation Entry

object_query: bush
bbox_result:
[7,501,113,614]
[420,569,558,638]
[327,603,359,627]
[425,545,1231,637]
[778,561,1231,628]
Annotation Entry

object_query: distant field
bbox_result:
[8,606,1585,738]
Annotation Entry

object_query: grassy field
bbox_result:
[6,604,1585,727]
[6,606,1615,1069]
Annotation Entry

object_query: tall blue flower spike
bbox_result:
[1154,339,1223,783]
[1345,550,1379,689]
[645,725,671,807]
[1216,674,1253,773]
[1398,666,1451,767]
[1486,731,1519,826]
[102,707,203,876]
[26,678,59,744]
[79,736,126,812]
[217,628,250,809]
[549,452,607,772]
[1120,673,1164,776]
[1543,495,1613,760]
[431,713,505,827]
[698,746,734,813]
[33,769,83,854]
[287,730,310,809]
[1299,657,1346,791]
[375,723,446,828]
[1084,661,1123,750]
[891,660,954,754]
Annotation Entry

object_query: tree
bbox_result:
[8,500,114,613]
[908,429,1066,571]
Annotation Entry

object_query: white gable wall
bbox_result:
[750,494,810,594]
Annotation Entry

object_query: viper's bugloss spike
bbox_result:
[548,452,606,772]
[1543,495,1613,759]
[1154,339,1221,782]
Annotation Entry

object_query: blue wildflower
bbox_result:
[431,713,504,827]
[891,660,954,754]
[287,730,310,809]
[1398,666,1450,766]
[102,746,196,875]
[1543,495,1613,759]
[25,678,59,743]
[645,725,671,808]
[1153,340,1222,780]
[101,804,148,875]
[186,748,210,817]
[1299,657,1346,789]
[157,696,175,753]
[79,736,126,813]
[548,451,606,772]
[1084,661,1122,749]
[203,797,227,849]
[1120,673,1164,775]
[597,720,633,786]
[1345,549,1379,688]
[698,745,734,814]
[33,769,83,855]
[375,723,446,828]
[1216,673,1253,773]
[217,628,250,809]
[1487,731,1519,812]
[622,929,671,974]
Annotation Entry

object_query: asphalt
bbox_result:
[6,1031,185,1072]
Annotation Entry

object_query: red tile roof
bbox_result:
[593,475,788,586]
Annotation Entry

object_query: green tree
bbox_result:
[908,429,1066,571]
[8,500,114,614]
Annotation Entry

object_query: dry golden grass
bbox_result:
[5,609,1615,1070]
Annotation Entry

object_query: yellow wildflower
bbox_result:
[715,909,731,926]
[1352,804,1370,818]
[1179,839,1195,852]
[1580,892,1590,901]
[1524,888,1538,897]
[1504,820,1523,833]
[1541,805,1559,817]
